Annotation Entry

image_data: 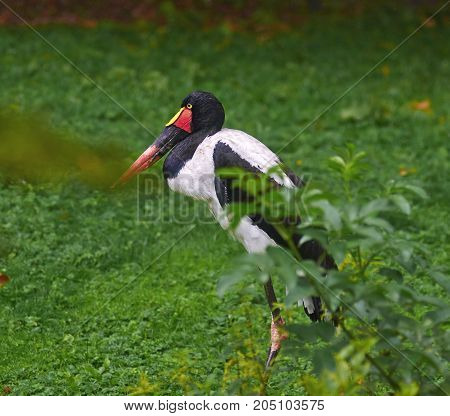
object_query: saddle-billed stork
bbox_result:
[117,91,335,367]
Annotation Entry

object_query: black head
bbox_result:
[181,91,225,135]
[115,91,225,185]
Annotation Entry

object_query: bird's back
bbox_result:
[211,128,298,188]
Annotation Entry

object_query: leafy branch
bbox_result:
[218,146,449,395]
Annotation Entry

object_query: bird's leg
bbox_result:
[264,277,287,369]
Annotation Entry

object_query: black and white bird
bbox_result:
[117,91,335,367]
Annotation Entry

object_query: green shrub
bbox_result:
[218,144,449,395]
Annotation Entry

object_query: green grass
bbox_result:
[0,14,449,395]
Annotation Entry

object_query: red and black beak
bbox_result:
[114,106,192,186]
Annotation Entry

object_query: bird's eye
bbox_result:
[186,103,193,109]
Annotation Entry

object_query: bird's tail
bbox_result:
[302,296,323,322]
[294,240,338,325]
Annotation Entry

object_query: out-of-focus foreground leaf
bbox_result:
[0,111,129,188]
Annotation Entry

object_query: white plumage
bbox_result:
[167,128,295,253]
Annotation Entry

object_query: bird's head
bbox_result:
[115,91,224,185]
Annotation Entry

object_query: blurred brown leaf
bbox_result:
[410,99,431,113]
[0,273,10,288]
[424,18,436,28]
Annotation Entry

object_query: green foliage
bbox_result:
[328,143,367,199]
[219,147,449,395]
[300,337,378,396]
[0,13,449,395]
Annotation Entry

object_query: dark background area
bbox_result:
[0,0,446,28]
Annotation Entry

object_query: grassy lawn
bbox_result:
[0,14,449,395]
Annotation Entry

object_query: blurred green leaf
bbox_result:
[378,267,403,283]
[311,200,342,230]
[389,194,411,215]
[289,322,336,342]
[0,111,129,188]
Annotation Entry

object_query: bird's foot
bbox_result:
[265,317,287,369]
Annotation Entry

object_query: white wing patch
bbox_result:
[212,129,295,188]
